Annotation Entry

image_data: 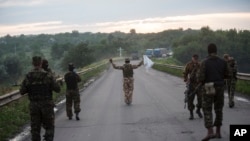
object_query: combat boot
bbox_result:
[229,101,234,108]
[75,113,80,121]
[215,126,222,138]
[189,110,194,120]
[196,108,203,118]
[201,127,216,141]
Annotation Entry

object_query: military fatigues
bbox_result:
[112,61,143,105]
[198,54,229,128]
[20,68,60,141]
[64,71,81,119]
[225,58,237,107]
[183,61,202,118]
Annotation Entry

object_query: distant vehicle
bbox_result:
[131,51,139,60]
[145,49,153,58]
[153,48,167,57]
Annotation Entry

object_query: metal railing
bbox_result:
[0,62,108,107]
[154,63,250,81]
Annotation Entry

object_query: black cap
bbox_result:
[207,43,217,54]
[68,63,75,71]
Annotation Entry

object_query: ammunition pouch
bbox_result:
[204,82,215,95]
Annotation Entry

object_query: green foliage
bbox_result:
[0,97,30,140]
[236,80,250,95]
[61,43,95,70]
[172,27,250,73]
[152,57,183,65]
[0,27,250,86]
[51,43,72,60]
[152,63,183,77]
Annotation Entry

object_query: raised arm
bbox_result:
[109,58,123,70]
[132,60,143,69]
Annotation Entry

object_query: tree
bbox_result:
[61,43,95,70]
[3,55,22,83]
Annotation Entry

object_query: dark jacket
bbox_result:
[198,55,229,86]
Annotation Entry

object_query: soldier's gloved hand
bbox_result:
[109,59,113,63]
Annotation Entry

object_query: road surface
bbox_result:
[52,61,250,141]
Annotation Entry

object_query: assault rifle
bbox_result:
[184,83,202,109]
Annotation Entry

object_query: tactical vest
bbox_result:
[189,63,199,83]
[26,72,51,101]
[65,72,78,90]
[123,64,133,78]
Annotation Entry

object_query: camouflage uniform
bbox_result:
[225,57,237,108]
[183,60,202,119]
[111,59,143,105]
[20,56,60,141]
[64,64,81,120]
[198,44,230,141]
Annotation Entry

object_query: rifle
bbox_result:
[184,83,202,109]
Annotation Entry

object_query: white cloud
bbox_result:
[1,12,250,36]
[0,0,45,7]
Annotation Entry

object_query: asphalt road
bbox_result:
[52,61,250,141]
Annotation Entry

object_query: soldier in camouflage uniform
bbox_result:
[223,54,237,108]
[64,63,81,120]
[110,58,143,105]
[20,56,61,141]
[183,54,203,120]
[198,43,229,141]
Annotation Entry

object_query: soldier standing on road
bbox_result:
[110,58,143,105]
[223,54,237,108]
[198,43,229,141]
[64,63,81,120]
[183,54,203,120]
[20,56,61,141]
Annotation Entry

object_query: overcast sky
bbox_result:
[0,0,250,36]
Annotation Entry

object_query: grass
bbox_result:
[152,63,183,77]
[152,57,183,65]
[0,60,109,141]
[152,57,183,77]
[235,80,250,95]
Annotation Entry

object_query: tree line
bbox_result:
[0,27,249,85]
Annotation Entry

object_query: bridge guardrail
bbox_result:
[154,63,250,81]
[0,62,108,108]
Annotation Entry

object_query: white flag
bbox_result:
[143,55,154,69]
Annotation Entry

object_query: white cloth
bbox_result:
[143,55,154,69]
